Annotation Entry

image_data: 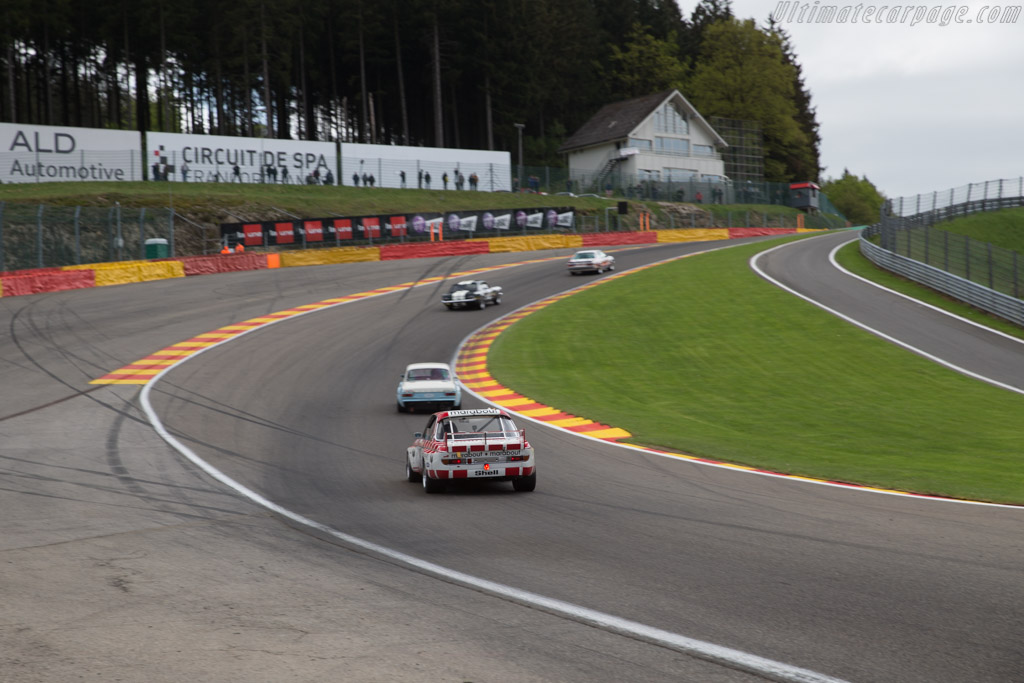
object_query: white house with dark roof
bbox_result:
[559,90,728,193]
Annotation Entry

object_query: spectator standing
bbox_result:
[324,169,334,185]
[696,191,703,204]
[399,170,407,188]
[417,169,423,189]
[470,173,479,190]
[352,172,360,186]
[442,172,449,190]
[181,162,190,182]
[424,171,431,189]
[232,164,241,182]
[280,166,288,184]
[313,168,321,184]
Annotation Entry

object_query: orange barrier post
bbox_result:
[266,253,281,269]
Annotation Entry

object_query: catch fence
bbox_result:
[861,177,1024,326]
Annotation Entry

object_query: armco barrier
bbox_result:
[582,232,657,246]
[279,246,380,267]
[1,269,95,296]
[380,241,491,261]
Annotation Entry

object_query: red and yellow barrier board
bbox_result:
[0,223,818,298]
[1,269,95,296]
[380,241,490,260]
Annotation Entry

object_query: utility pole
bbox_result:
[514,123,524,192]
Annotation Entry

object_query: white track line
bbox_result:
[134,248,849,683]
[751,235,1024,396]
[463,236,1022,510]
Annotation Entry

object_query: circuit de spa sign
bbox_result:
[146,131,336,184]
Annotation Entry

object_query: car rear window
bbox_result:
[407,368,449,381]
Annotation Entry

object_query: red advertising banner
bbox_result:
[332,218,352,240]
[243,223,264,246]
[362,217,381,239]
[389,215,407,237]
[274,221,295,244]
[304,220,324,242]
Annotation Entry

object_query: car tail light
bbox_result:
[508,454,529,462]
[444,392,456,397]
[441,457,464,465]
[401,393,413,397]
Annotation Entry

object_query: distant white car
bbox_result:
[567,249,615,275]
[396,362,461,413]
[442,280,503,309]
[405,407,536,493]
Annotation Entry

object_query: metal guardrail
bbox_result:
[859,177,1024,327]
[859,232,1024,327]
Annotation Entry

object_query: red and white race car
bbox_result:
[405,408,536,493]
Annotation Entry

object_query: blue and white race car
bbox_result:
[405,408,537,493]
[441,280,503,309]
[396,362,461,412]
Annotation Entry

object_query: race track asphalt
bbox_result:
[2,233,1021,683]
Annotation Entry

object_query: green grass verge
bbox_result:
[936,207,1024,253]
[487,237,1024,504]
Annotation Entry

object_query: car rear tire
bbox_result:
[406,457,421,483]
[493,294,502,305]
[423,471,445,494]
[513,472,537,492]
[477,298,487,310]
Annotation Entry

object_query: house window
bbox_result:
[654,103,689,135]
[655,137,689,156]
[663,168,698,181]
[628,138,652,151]
[693,144,714,156]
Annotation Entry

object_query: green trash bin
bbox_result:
[145,238,169,259]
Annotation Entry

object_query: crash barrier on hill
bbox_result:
[860,177,1024,327]
[0,227,817,298]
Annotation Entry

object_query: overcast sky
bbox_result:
[679,0,1024,199]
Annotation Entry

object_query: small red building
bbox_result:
[789,181,820,212]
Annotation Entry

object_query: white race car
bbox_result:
[405,408,536,493]
[396,362,461,412]
[567,249,615,275]
[442,280,503,309]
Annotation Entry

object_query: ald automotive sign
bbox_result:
[0,123,142,183]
